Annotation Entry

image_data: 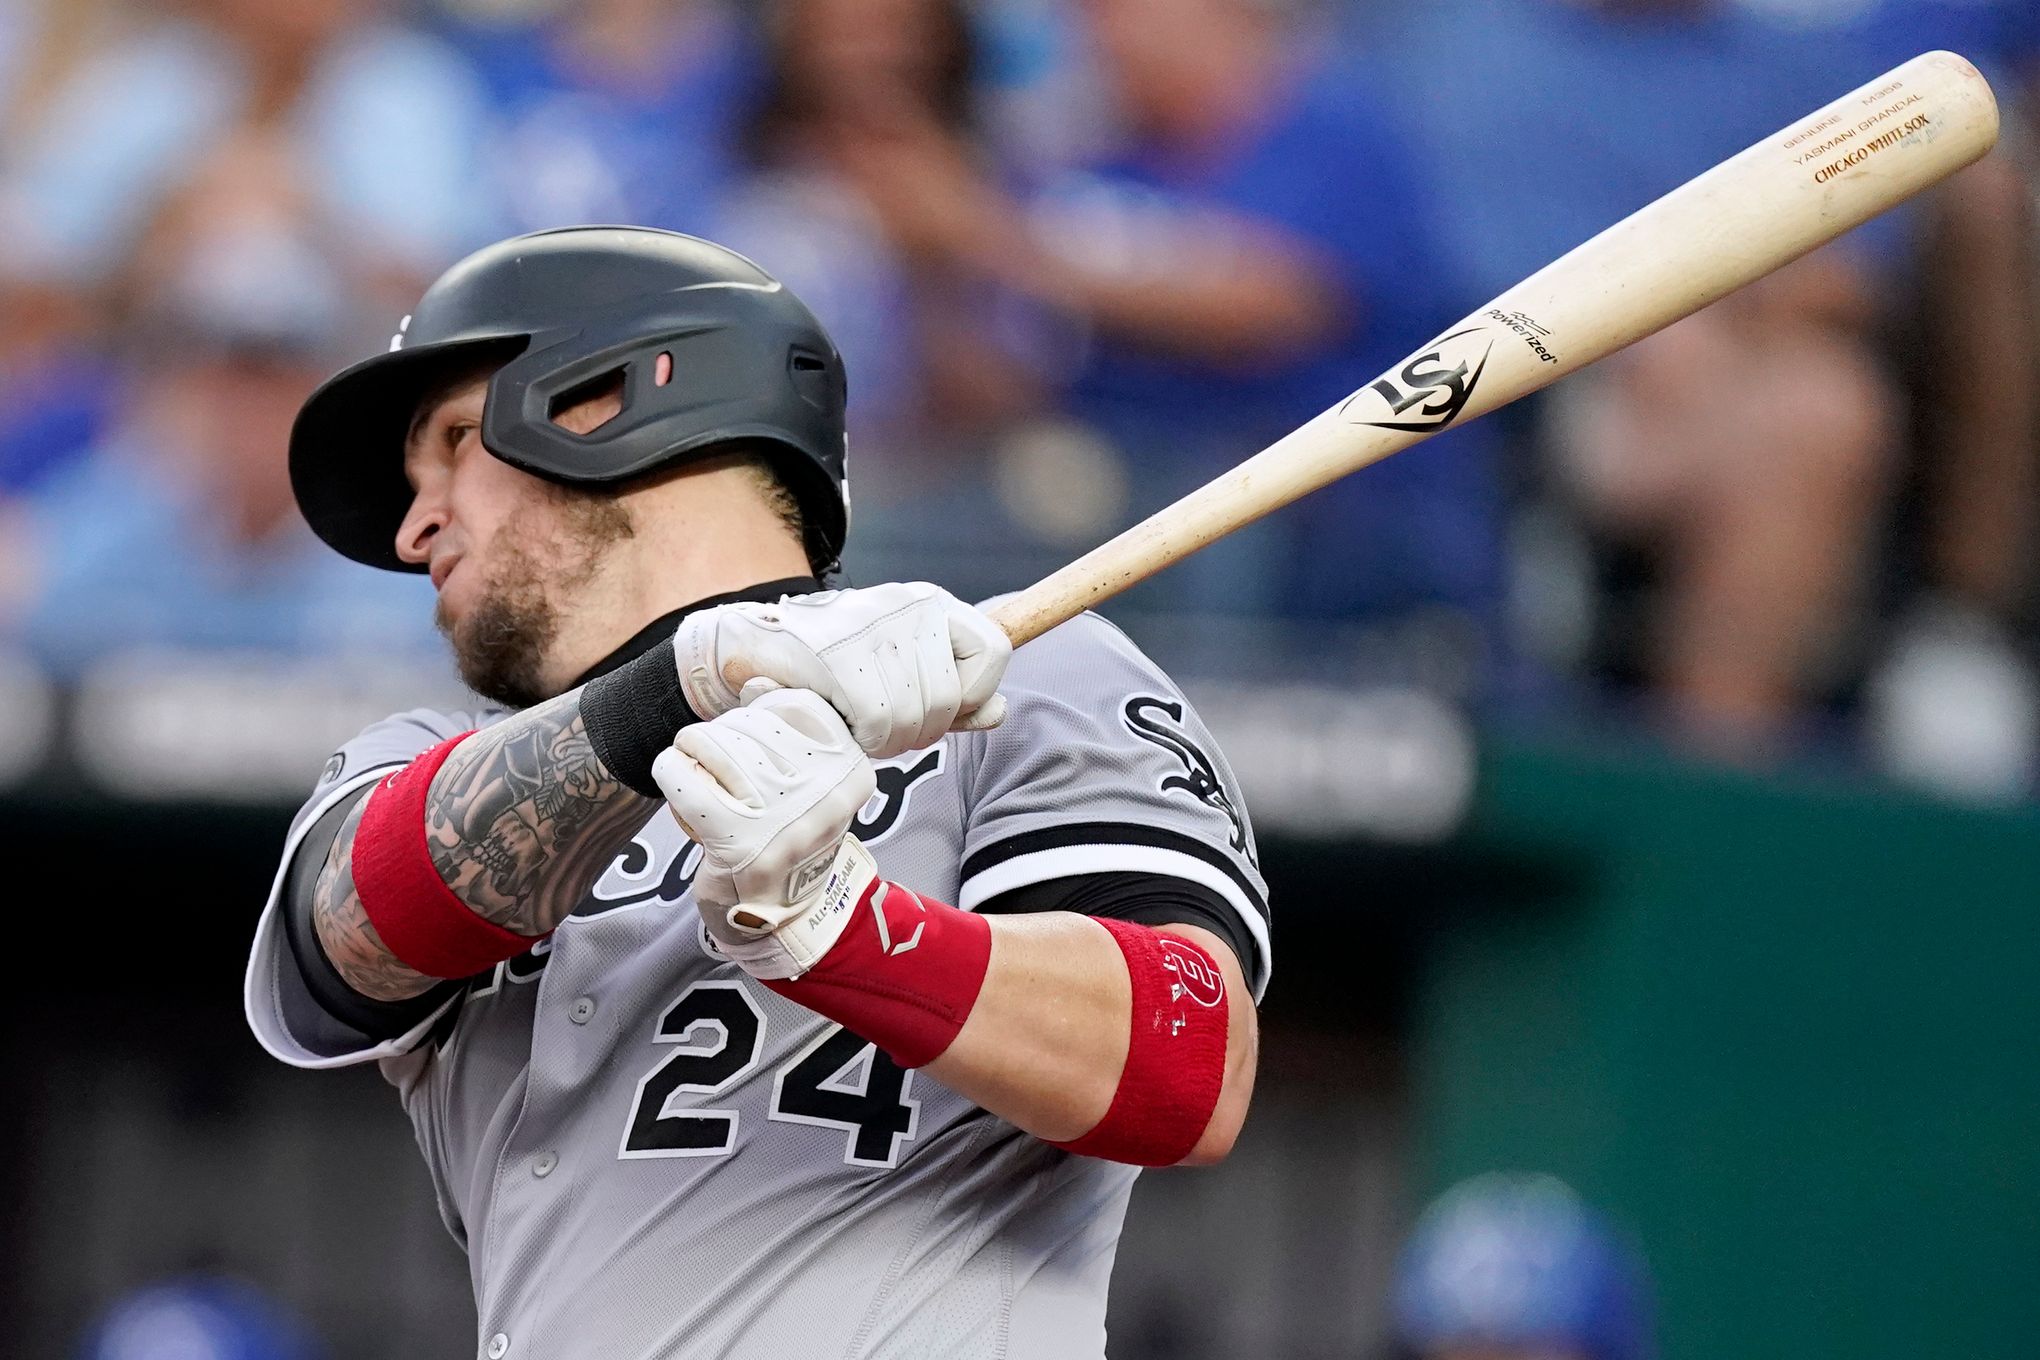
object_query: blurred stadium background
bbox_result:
[0,0,2035,1356]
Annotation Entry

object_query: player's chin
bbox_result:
[439,582,563,710]
[432,570,481,634]
[433,590,461,632]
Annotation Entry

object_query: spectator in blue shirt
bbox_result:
[1829,0,2040,94]
[0,0,496,289]
[0,289,113,500]
[715,0,994,451]
[817,0,1506,651]
[13,197,440,675]
[446,0,757,236]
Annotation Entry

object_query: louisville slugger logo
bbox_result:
[1123,696,1251,859]
[1342,327,1493,432]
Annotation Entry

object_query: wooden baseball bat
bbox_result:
[983,50,2000,647]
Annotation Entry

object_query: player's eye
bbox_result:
[445,421,478,453]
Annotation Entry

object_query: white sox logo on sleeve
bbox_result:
[1122,696,1253,861]
[588,746,945,918]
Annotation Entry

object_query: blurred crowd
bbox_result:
[0,0,2036,799]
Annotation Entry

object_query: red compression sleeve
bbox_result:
[1050,918,1230,1167]
[353,734,548,979]
[765,879,991,1068]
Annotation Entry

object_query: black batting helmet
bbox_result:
[289,226,850,573]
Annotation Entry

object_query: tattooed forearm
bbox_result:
[425,692,657,934]
[312,691,659,999]
[313,795,439,1002]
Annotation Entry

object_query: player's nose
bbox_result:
[394,492,448,571]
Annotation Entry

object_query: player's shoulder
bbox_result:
[314,704,507,794]
[346,703,506,751]
[974,601,1174,692]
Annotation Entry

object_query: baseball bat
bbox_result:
[982,50,1999,647]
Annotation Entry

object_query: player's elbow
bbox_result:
[1176,1115,1241,1167]
[1176,1059,1256,1166]
[1176,977,1260,1165]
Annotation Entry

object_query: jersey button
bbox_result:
[532,1151,558,1179]
[568,996,597,1024]
[486,1332,510,1358]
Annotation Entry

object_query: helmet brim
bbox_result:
[289,335,527,572]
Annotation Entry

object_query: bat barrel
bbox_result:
[986,50,1999,649]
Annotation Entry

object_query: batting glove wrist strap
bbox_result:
[765,870,993,1069]
[704,835,882,979]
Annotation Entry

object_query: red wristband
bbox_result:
[1050,918,1230,1167]
[353,734,547,979]
[766,879,992,1068]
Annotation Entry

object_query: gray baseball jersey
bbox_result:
[244,611,1270,1360]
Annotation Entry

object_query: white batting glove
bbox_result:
[671,582,1011,760]
[652,688,879,980]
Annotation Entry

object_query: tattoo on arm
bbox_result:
[425,692,655,933]
[312,692,659,1001]
[313,795,436,1002]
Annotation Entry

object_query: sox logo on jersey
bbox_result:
[1122,696,1252,862]
[458,745,948,999]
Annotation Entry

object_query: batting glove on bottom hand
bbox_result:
[652,688,879,979]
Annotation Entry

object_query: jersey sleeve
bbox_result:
[956,611,1272,998]
[242,706,499,1069]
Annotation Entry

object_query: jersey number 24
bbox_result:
[618,981,919,1169]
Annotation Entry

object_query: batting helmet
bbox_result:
[289,226,850,573]
[1392,1173,1657,1360]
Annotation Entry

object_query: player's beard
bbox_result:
[440,488,634,709]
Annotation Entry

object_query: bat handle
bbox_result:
[982,593,1055,650]
[984,564,1113,649]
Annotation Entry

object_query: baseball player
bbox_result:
[244,226,1270,1359]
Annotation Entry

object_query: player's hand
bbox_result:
[672,581,1010,760]
[652,688,879,979]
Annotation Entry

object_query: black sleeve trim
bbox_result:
[961,820,1268,922]
[279,784,466,1042]
[977,870,1256,978]
[579,638,701,800]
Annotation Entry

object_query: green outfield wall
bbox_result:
[1414,740,2040,1358]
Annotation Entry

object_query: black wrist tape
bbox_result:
[579,638,700,799]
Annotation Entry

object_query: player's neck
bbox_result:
[538,474,813,697]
